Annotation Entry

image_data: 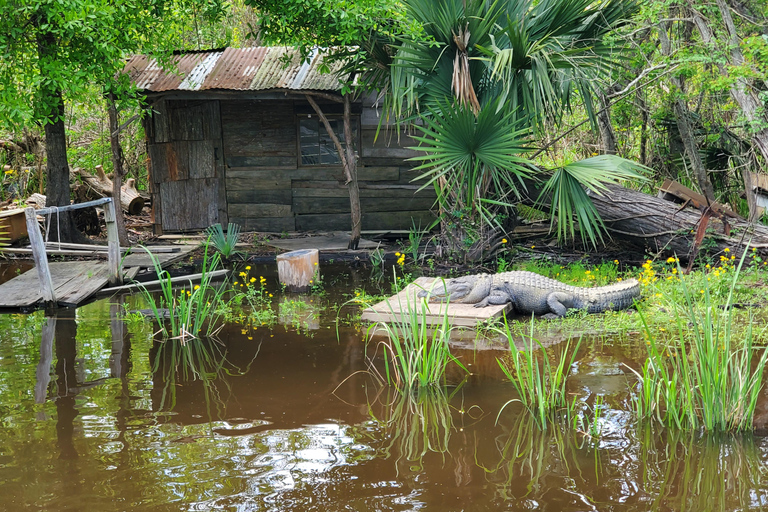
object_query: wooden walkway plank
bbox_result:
[121,244,199,269]
[0,262,138,308]
[361,277,510,328]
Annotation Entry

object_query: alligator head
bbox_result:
[417,275,493,304]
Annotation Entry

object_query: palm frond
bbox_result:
[409,100,532,214]
[538,155,649,247]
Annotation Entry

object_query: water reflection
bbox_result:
[1,264,768,510]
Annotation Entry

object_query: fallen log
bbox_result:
[590,184,768,261]
[71,166,145,214]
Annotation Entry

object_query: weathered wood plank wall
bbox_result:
[145,96,435,233]
[145,100,226,232]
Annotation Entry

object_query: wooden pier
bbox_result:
[0,198,200,309]
[361,277,511,328]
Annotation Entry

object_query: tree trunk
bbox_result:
[305,94,362,249]
[597,91,617,155]
[690,2,768,163]
[637,89,649,166]
[343,95,361,250]
[42,92,80,243]
[107,92,129,246]
[37,26,80,243]
[658,19,716,204]
[71,167,144,215]
[589,184,768,260]
[673,97,716,204]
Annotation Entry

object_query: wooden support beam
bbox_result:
[24,207,56,304]
[104,199,123,286]
[36,196,112,215]
[100,269,229,294]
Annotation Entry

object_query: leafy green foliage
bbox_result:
[206,222,242,258]
[629,256,768,432]
[138,243,229,341]
[387,0,644,251]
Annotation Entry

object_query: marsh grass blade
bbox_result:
[138,242,228,340]
[630,248,768,432]
[495,315,580,428]
[366,274,467,391]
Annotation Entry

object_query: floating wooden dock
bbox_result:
[0,197,202,309]
[361,277,511,328]
[0,244,198,309]
[0,262,139,308]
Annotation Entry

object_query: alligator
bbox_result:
[417,271,641,318]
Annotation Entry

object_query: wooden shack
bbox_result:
[123,47,436,233]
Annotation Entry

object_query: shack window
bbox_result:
[299,116,358,166]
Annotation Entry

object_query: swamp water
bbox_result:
[1,263,767,511]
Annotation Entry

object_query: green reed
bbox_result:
[629,251,768,432]
[367,275,467,391]
[139,242,228,341]
[495,316,580,428]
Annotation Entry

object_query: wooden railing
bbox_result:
[24,197,122,304]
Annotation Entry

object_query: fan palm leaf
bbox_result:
[538,156,649,247]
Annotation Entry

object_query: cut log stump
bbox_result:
[71,166,145,214]
[277,249,319,293]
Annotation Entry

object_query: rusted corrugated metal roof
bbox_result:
[123,47,348,93]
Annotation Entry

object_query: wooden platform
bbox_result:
[265,232,379,251]
[361,277,511,328]
[0,243,194,309]
[121,244,199,269]
[0,262,138,308]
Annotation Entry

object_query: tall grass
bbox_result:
[628,252,768,432]
[494,316,580,428]
[367,275,467,391]
[139,242,228,341]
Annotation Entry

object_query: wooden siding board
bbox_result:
[230,216,296,232]
[293,187,432,199]
[221,100,297,162]
[228,203,292,217]
[227,189,292,204]
[226,176,291,191]
[361,128,420,159]
[226,156,297,168]
[292,196,435,214]
[159,179,219,231]
[296,210,434,231]
[188,139,216,179]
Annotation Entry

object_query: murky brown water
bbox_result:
[1,263,767,511]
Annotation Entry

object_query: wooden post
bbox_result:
[24,207,56,304]
[276,249,319,292]
[104,198,123,286]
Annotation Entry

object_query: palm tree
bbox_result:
[385,0,647,261]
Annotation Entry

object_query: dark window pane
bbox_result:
[299,116,355,166]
